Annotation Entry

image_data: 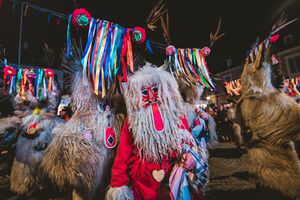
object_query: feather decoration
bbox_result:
[146,0,167,31]
[210,18,226,47]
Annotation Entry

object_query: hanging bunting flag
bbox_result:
[12,1,16,12]
[56,17,61,26]
[48,14,52,24]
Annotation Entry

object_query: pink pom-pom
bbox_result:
[131,27,146,44]
[270,34,280,43]
[166,45,175,56]
[202,47,211,57]
[72,8,92,28]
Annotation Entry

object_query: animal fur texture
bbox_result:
[239,60,300,198]
[106,186,133,200]
[226,107,243,147]
[10,114,64,195]
[124,64,194,162]
[0,116,21,150]
[41,69,120,200]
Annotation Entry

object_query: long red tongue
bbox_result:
[151,102,164,133]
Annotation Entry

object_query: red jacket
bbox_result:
[110,117,190,200]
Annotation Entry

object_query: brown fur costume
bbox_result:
[10,114,64,195]
[41,62,121,200]
[239,58,300,198]
[9,81,64,195]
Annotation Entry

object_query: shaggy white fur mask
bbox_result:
[124,64,194,162]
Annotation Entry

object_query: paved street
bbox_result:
[206,143,295,200]
[0,143,296,200]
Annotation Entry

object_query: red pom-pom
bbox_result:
[131,27,146,44]
[45,68,54,77]
[3,66,16,76]
[166,45,175,56]
[72,8,92,28]
[270,34,280,43]
[202,47,211,57]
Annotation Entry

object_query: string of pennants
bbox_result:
[2,59,56,100]
[0,0,68,26]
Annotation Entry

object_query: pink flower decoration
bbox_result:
[270,34,280,43]
[202,47,211,57]
[165,45,175,56]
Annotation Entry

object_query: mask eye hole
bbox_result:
[141,89,148,96]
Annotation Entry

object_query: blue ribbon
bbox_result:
[116,27,126,76]
[145,39,153,54]
[89,20,102,83]
[66,15,72,59]
[98,23,113,92]
[82,18,97,60]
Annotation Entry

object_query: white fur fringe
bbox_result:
[106,186,133,200]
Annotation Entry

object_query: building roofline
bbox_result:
[215,65,242,75]
[278,44,300,56]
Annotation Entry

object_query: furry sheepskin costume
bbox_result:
[9,83,64,195]
[238,54,300,198]
[10,113,64,195]
[106,64,199,200]
[41,60,121,200]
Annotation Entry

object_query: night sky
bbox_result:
[0,0,299,73]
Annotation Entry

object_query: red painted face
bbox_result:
[141,84,165,133]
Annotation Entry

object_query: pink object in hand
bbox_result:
[182,153,196,170]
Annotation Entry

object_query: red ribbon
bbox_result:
[3,66,16,95]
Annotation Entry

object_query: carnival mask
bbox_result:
[141,84,164,133]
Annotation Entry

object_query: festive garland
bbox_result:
[66,8,154,98]
[224,79,241,96]
[224,77,300,97]
[282,77,300,97]
[2,65,56,101]
[166,46,215,89]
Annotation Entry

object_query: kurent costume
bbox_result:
[237,15,300,198]
[0,66,65,195]
[41,58,119,200]
[106,65,208,200]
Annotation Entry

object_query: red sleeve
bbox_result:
[110,119,133,187]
